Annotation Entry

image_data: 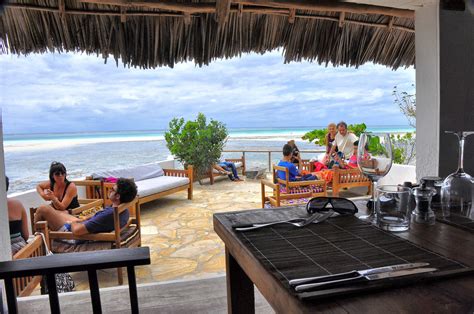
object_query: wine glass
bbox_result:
[441,131,474,218]
[357,133,393,222]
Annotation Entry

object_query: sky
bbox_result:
[0,50,415,135]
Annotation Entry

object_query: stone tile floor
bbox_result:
[69,176,366,290]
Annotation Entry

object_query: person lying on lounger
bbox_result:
[213,160,244,182]
[33,178,137,235]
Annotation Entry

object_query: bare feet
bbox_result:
[234,177,244,182]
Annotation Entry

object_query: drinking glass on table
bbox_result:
[357,133,393,222]
[377,185,412,232]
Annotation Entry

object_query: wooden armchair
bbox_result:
[12,234,46,297]
[32,197,141,285]
[261,164,327,208]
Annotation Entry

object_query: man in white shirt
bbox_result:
[330,121,358,158]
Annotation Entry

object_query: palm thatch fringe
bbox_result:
[0,0,415,69]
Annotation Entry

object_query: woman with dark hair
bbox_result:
[7,176,29,255]
[36,161,80,213]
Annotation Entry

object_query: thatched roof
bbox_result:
[0,0,415,69]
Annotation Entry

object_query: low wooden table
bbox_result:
[213,205,474,313]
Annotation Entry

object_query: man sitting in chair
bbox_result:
[33,178,137,235]
[278,144,317,181]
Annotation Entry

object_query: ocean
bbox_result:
[4,126,414,194]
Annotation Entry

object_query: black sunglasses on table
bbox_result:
[306,197,358,216]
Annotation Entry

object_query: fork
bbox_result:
[234,211,333,231]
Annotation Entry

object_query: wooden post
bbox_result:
[268,152,271,172]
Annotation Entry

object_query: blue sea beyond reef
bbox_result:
[4,126,414,194]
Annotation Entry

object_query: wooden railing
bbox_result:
[222,149,325,171]
[0,247,150,314]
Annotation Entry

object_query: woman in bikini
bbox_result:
[36,161,80,216]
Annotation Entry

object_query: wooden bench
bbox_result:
[0,247,150,314]
[303,160,371,197]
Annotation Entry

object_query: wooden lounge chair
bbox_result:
[12,234,46,297]
[32,197,141,285]
[261,164,327,208]
[206,156,246,184]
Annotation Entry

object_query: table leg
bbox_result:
[225,247,255,314]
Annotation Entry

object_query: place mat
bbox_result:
[233,215,473,301]
[437,214,474,233]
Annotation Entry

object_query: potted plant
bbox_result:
[165,113,228,183]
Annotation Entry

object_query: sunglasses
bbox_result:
[306,197,358,216]
[54,171,65,176]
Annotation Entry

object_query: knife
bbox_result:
[294,267,437,292]
[289,262,430,286]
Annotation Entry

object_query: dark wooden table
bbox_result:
[213,204,474,313]
[0,247,151,314]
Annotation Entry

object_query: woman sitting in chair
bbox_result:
[7,176,29,255]
[36,161,80,214]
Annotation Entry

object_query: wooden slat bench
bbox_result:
[0,247,150,314]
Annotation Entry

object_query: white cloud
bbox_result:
[0,50,415,133]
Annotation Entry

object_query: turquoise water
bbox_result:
[4,126,414,194]
[4,126,414,143]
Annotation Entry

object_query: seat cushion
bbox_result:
[135,176,190,197]
[91,162,164,181]
[51,225,140,253]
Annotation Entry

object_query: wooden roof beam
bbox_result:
[234,0,414,18]
[76,0,413,18]
[288,8,295,24]
[216,0,232,25]
[338,12,344,27]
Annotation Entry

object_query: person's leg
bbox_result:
[214,164,231,175]
[34,204,79,231]
[223,162,242,181]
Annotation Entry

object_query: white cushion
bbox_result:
[212,161,243,173]
[135,176,190,197]
[92,162,164,181]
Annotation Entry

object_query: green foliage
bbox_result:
[348,123,367,137]
[302,123,367,146]
[391,132,416,165]
[164,113,228,178]
[302,129,327,145]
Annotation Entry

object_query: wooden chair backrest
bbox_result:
[12,235,45,296]
[273,164,290,187]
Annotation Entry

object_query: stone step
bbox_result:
[18,275,274,314]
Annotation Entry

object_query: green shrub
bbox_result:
[165,113,228,180]
[302,123,367,146]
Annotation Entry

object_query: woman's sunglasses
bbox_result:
[306,197,358,216]
[53,171,65,176]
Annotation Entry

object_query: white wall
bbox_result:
[378,164,417,186]
[415,4,440,180]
